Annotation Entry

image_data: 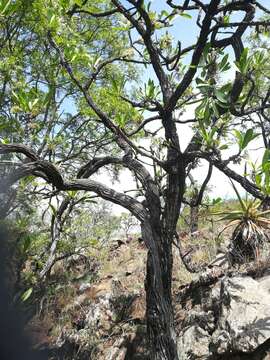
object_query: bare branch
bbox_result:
[167,0,220,112]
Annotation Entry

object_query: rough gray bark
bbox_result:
[142,221,178,360]
[39,197,71,279]
[190,205,199,234]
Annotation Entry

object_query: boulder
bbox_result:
[177,325,211,360]
[212,276,270,354]
[177,273,270,359]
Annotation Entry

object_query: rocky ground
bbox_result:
[175,260,270,359]
[24,233,270,359]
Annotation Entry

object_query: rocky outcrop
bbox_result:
[176,265,270,359]
[28,236,270,359]
[52,277,147,359]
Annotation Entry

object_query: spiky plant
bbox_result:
[214,182,270,264]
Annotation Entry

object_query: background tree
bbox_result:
[1,1,270,359]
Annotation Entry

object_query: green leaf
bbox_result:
[0,0,11,15]
[241,129,258,150]
[255,173,262,187]
[146,79,155,99]
[262,149,270,170]
[49,204,57,216]
[115,114,126,128]
[212,197,222,205]
[203,43,211,56]
[214,89,228,103]
[219,144,228,150]
[180,13,192,19]
[1,138,9,144]
[217,211,243,221]
[233,129,257,150]
[160,10,169,18]
[212,101,219,117]
[235,48,250,74]
[200,126,208,141]
[240,48,248,64]
[233,129,242,143]
[209,126,217,140]
[230,180,247,212]
[223,15,230,24]
[111,78,118,93]
[22,235,31,252]
[219,53,230,72]
[67,190,77,198]
[21,287,33,302]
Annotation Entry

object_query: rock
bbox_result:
[177,274,270,359]
[78,283,91,293]
[53,274,146,359]
[105,337,127,360]
[183,310,215,333]
[211,329,231,355]
[54,328,94,359]
[177,325,211,360]
[208,251,229,269]
[84,293,114,333]
[213,276,270,354]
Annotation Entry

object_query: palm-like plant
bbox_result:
[214,182,270,264]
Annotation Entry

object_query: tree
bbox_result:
[39,196,121,279]
[185,163,213,234]
[1,1,270,359]
[119,212,139,240]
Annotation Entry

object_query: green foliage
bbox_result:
[234,48,251,75]
[0,0,19,16]
[233,129,258,151]
[21,287,33,302]
[213,182,270,263]
[66,201,121,247]
[213,181,270,226]
[247,150,270,196]
[0,0,138,162]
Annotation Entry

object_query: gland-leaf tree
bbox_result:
[1,1,270,359]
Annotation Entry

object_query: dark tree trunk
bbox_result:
[190,205,199,234]
[142,221,178,360]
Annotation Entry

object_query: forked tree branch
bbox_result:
[0,146,147,221]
